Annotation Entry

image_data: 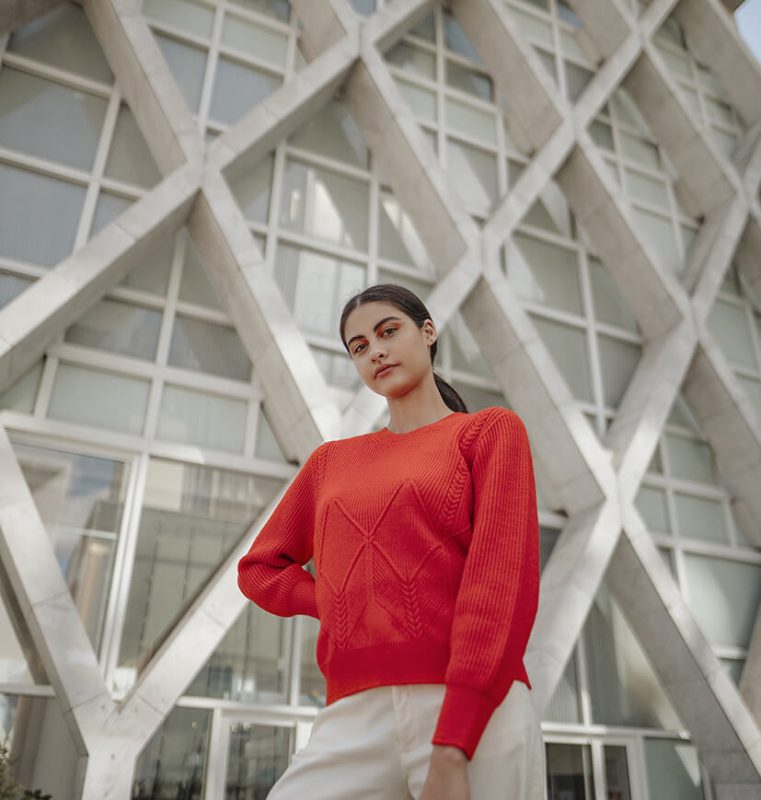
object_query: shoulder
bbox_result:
[461,406,529,457]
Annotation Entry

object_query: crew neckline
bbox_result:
[379,411,464,436]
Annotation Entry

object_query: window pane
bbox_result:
[133,707,211,799]
[12,440,129,653]
[445,96,497,146]
[0,68,107,169]
[0,164,85,267]
[64,298,162,360]
[446,62,492,100]
[225,723,292,797]
[396,78,436,124]
[604,746,632,800]
[228,0,290,21]
[546,743,595,800]
[0,272,32,308]
[222,15,288,67]
[511,233,582,314]
[48,363,149,435]
[275,243,365,337]
[255,410,287,462]
[387,42,435,80]
[378,191,430,270]
[0,587,46,684]
[583,585,682,729]
[187,605,290,702]
[210,58,281,125]
[92,193,133,238]
[446,139,498,212]
[289,101,368,168]
[683,555,761,649]
[620,131,660,169]
[589,120,614,151]
[644,739,704,800]
[533,316,593,401]
[443,15,482,61]
[674,492,727,543]
[448,312,494,379]
[625,169,670,209]
[633,208,681,273]
[707,299,756,369]
[143,0,215,38]
[155,34,207,114]
[544,650,582,723]
[119,236,174,296]
[168,316,252,381]
[511,8,554,47]
[105,105,161,188]
[0,360,44,414]
[636,485,671,533]
[589,257,639,333]
[179,236,223,309]
[598,335,640,408]
[157,385,248,452]
[8,4,113,83]
[565,62,593,102]
[311,347,362,393]
[665,433,716,484]
[279,160,369,251]
[454,383,506,413]
[0,694,79,800]
[119,459,282,678]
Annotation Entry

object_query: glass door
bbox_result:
[204,710,313,800]
[545,735,643,800]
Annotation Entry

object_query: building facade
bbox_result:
[0,0,760,798]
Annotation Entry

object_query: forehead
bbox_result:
[343,301,404,335]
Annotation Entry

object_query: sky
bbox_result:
[736,0,761,63]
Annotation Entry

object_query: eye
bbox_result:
[352,342,367,355]
[381,327,397,337]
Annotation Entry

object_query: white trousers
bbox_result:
[268,681,546,800]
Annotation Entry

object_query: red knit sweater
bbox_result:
[237,405,540,760]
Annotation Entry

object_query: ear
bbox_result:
[422,319,437,345]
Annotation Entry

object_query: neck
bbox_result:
[385,373,453,434]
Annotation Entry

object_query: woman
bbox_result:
[238,284,544,800]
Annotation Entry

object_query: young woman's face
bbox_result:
[343,301,436,398]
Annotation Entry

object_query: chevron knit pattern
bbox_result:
[237,405,540,760]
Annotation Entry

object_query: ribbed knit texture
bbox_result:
[237,406,540,760]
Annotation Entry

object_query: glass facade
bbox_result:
[0,1,758,799]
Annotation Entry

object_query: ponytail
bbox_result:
[433,371,468,412]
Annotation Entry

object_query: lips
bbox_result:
[374,364,396,378]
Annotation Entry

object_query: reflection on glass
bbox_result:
[117,459,282,683]
[133,707,210,800]
[11,440,129,653]
[187,605,291,703]
[644,739,705,800]
[0,694,79,800]
[0,580,46,684]
[546,743,594,800]
[225,723,291,798]
[583,585,682,730]
[604,745,632,800]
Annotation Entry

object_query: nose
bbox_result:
[369,342,387,362]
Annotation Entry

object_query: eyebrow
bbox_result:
[346,316,402,348]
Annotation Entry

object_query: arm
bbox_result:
[431,408,540,760]
[237,443,326,619]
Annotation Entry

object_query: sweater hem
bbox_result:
[323,640,451,704]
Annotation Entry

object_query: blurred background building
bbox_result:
[0,0,760,798]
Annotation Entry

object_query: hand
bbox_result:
[420,745,470,800]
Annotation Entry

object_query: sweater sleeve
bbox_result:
[237,443,325,619]
[431,407,540,760]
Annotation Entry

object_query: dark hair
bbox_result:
[339,283,468,413]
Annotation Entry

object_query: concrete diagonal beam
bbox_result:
[451,0,567,154]
[675,0,761,129]
[0,0,65,36]
[556,133,689,338]
[0,163,200,395]
[83,0,202,172]
[564,0,634,59]
[682,336,761,545]
[609,507,761,798]
[190,172,343,457]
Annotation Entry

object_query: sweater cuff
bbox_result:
[290,572,319,618]
[431,684,501,761]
